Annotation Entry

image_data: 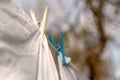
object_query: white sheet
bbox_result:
[0,0,59,80]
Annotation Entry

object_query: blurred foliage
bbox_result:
[47,0,109,80]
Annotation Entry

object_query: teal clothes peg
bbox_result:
[59,32,66,65]
[48,32,67,65]
[48,34,58,49]
[48,34,59,55]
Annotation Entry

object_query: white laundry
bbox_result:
[0,0,59,80]
[58,53,88,80]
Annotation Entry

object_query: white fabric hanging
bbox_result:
[0,0,59,80]
[58,53,88,80]
[0,0,39,80]
[37,35,59,80]
[30,7,59,80]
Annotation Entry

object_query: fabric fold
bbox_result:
[58,54,88,80]
[37,35,59,80]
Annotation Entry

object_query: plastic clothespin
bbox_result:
[30,6,48,43]
[48,35,58,49]
[48,32,67,65]
[59,32,66,65]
